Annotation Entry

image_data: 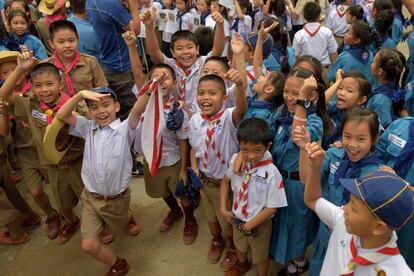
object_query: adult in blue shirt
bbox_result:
[86,0,140,120]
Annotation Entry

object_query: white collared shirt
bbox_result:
[134,106,189,168]
[292,23,338,66]
[316,198,413,276]
[226,151,287,221]
[188,108,238,179]
[70,116,135,196]
[324,5,349,37]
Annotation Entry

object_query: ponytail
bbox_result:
[280,28,290,75]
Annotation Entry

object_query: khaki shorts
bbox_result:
[80,188,131,239]
[16,147,49,190]
[144,160,181,198]
[0,167,19,226]
[47,159,84,213]
[199,174,232,234]
[233,219,272,264]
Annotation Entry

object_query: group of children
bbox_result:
[0,0,414,275]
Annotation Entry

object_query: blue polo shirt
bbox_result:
[86,0,131,73]
[68,15,100,62]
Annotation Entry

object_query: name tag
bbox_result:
[31,110,46,122]
[388,133,406,149]
[330,162,339,175]
[254,176,268,186]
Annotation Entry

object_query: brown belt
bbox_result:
[199,172,221,187]
[88,188,129,200]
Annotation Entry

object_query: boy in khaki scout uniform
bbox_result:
[0,50,87,244]
[0,51,61,240]
[0,97,36,245]
[41,20,108,96]
[57,85,148,275]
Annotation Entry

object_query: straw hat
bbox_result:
[39,0,71,16]
[0,51,19,65]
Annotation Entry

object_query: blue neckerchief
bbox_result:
[230,17,239,32]
[177,9,190,30]
[405,16,414,28]
[274,105,316,144]
[2,32,22,51]
[393,119,414,178]
[334,151,385,202]
[347,45,370,64]
[166,101,184,131]
[247,97,274,111]
[200,11,211,25]
[372,83,395,99]
[331,107,345,136]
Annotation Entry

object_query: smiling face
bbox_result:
[50,28,78,61]
[196,79,227,116]
[150,67,176,99]
[336,77,367,110]
[197,0,209,14]
[88,95,120,128]
[283,77,304,113]
[342,119,375,163]
[239,141,269,167]
[31,72,62,105]
[171,39,199,69]
[10,15,27,36]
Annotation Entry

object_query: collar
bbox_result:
[92,118,121,130]
[246,151,273,178]
[354,231,398,252]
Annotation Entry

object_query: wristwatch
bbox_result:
[296,99,311,109]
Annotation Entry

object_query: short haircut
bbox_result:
[198,74,226,94]
[30,63,61,81]
[237,0,250,9]
[194,26,214,56]
[204,56,230,72]
[49,20,78,40]
[170,30,198,50]
[237,118,273,146]
[149,63,176,81]
[303,2,321,22]
[71,0,86,13]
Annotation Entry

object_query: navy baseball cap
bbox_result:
[339,171,414,230]
[242,31,273,59]
[90,86,117,101]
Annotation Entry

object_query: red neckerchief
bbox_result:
[246,71,255,82]
[38,92,70,125]
[176,62,191,101]
[336,5,348,17]
[52,51,81,96]
[200,110,226,169]
[233,159,273,218]
[304,23,322,37]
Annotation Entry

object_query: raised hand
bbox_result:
[211,11,224,24]
[299,76,318,99]
[140,6,156,26]
[225,69,243,86]
[305,142,325,170]
[292,125,311,149]
[123,22,138,46]
[231,32,245,55]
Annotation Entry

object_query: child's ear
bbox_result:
[357,95,368,106]
[310,90,319,102]
[266,142,272,150]
[49,40,55,50]
[170,48,176,59]
[371,220,388,236]
[115,101,121,113]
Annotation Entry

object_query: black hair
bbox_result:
[204,56,230,72]
[266,71,286,108]
[8,0,30,13]
[342,72,372,100]
[351,20,374,46]
[194,26,214,56]
[30,63,61,81]
[373,0,393,13]
[237,118,273,146]
[261,16,290,74]
[149,63,177,81]
[237,0,250,9]
[7,9,28,24]
[286,68,333,136]
[372,10,394,51]
[390,0,405,24]
[198,74,226,94]
[293,55,327,88]
[211,0,229,19]
[266,0,285,18]
[303,2,321,22]
[49,20,78,40]
[71,0,86,14]
[342,107,379,144]
[347,4,365,21]
[170,30,198,50]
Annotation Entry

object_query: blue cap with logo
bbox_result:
[340,171,414,230]
[90,86,117,101]
[242,31,273,59]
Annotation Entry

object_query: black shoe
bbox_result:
[132,161,144,176]
[278,259,309,276]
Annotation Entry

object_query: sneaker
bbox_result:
[277,259,310,276]
[159,211,183,232]
[183,220,198,245]
[224,261,251,276]
[131,161,144,176]
[0,231,29,245]
[56,216,80,244]
[46,214,61,240]
[21,213,41,227]
[105,258,129,276]
[127,214,140,236]
[220,248,238,271]
[207,239,224,264]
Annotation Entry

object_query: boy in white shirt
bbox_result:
[303,141,414,276]
[57,86,149,275]
[230,0,252,36]
[292,2,338,67]
[220,118,287,276]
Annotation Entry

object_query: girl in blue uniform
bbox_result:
[323,72,371,149]
[376,116,414,270]
[269,70,332,275]
[367,48,408,130]
[294,107,385,276]
[390,0,404,44]
[369,10,397,54]
[262,17,296,74]
[327,20,374,83]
